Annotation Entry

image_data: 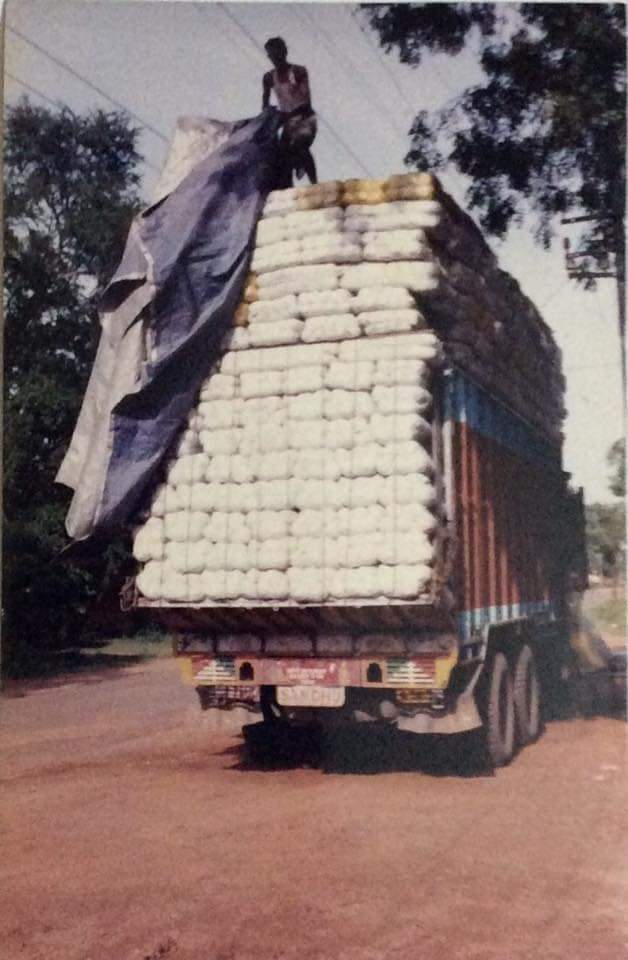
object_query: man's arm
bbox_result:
[262,71,272,109]
[293,65,312,111]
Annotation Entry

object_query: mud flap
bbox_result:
[396,664,483,735]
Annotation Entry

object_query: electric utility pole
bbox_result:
[562,214,626,407]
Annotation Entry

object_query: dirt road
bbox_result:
[2,658,627,960]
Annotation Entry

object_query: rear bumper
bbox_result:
[180,653,482,734]
[178,652,458,690]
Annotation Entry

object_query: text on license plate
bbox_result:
[277,686,345,708]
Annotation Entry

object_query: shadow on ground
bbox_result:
[225,669,626,777]
[234,722,492,777]
[2,649,147,695]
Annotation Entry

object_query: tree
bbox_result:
[363,4,625,272]
[607,438,625,498]
[3,100,142,675]
[585,503,625,579]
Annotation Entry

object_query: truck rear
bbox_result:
[128,173,585,767]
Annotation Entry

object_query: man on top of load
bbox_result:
[262,36,318,187]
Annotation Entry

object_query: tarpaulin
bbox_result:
[56,109,281,540]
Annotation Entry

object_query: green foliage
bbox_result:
[585,502,625,578]
[3,100,142,676]
[363,4,626,270]
[607,438,626,498]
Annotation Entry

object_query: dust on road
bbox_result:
[2,658,627,960]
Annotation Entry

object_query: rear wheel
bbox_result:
[484,652,515,767]
[513,644,541,745]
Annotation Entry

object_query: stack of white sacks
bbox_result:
[134,176,562,604]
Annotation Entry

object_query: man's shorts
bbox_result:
[282,113,317,151]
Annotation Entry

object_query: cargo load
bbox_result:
[124,170,585,766]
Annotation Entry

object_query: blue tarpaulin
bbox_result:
[56,109,281,540]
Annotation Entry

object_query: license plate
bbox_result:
[277,685,345,708]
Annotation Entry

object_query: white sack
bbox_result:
[347,475,384,509]
[372,384,432,415]
[133,518,164,562]
[150,483,167,518]
[377,564,433,598]
[164,511,208,542]
[292,448,343,481]
[251,240,301,273]
[362,230,429,262]
[325,360,374,391]
[257,450,292,480]
[337,331,441,363]
[377,441,434,477]
[173,429,201,456]
[257,570,289,600]
[373,359,430,386]
[378,534,435,566]
[288,391,325,420]
[248,318,303,347]
[239,370,285,398]
[351,286,415,313]
[247,510,293,541]
[323,390,373,420]
[199,429,242,457]
[257,479,292,511]
[290,537,327,568]
[344,567,380,598]
[206,454,231,484]
[297,288,354,318]
[197,399,241,429]
[381,474,437,507]
[370,413,431,444]
[359,308,425,336]
[302,313,360,343]
[380,503,438,535]
[284,365,325,395]
[200,373,236,400]
[257,264,339,294]
[288,567,327,602]
[220,328,250,358]
[249,294,299,325]
[257,538,290,571]
[288,419,325,449]
[167,453,209,485]
[136,562,164,600]
[347,444,381,478]
[241,396,286,424]
[161,569,190,603]
[230,454,259,484]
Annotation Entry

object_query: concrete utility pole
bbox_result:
[561,215,626,407]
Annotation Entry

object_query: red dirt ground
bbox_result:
[2,657,627,960]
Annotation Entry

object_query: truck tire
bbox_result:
[513,644,541,745]
[485,652,515,767]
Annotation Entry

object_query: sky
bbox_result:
[3,0,625,504]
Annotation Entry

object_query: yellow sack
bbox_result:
[296,194,341,211]
[242,274,258,304]
[387,172,439,190]
[233,303,249,327]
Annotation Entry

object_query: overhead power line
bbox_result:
[295,6,409,144]
[351,9,417,118]
[5,69,162,174]
[214,3,373,178]
[5,70,61,109]
[7,25,170,144]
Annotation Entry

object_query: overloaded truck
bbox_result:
[125,171,587,767]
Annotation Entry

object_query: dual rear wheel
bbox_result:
[484,644,540,767]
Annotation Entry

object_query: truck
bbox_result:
[125,171,587,768]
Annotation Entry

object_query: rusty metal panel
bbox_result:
[445,368,565,638]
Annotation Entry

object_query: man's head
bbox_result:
[265,37,288,68]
